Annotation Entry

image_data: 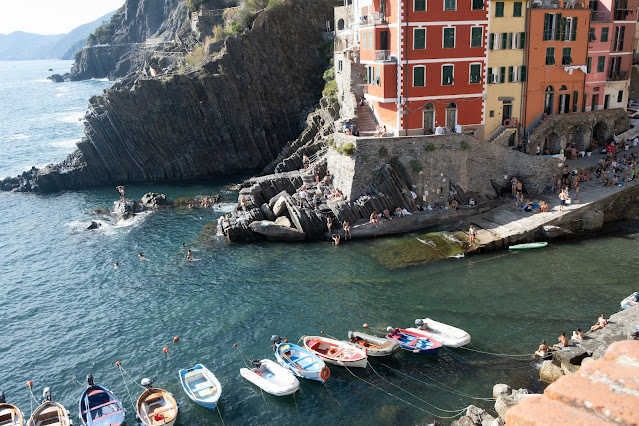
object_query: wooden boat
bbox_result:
[135,380,178,426]
[178,364,222,410]
[621,292,639,309]
[303,336,368,368]
[385,327,442,354]
[27,388,72,426]
[406,318,471,348]
[345,331,400,357]
[0,392,24,426]
[78,375,125,426]
[509,242,548,250]
[240,359,299,396]
[271,335,330,383]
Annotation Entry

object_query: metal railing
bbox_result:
[607,71,629,81]
[359,14,384,26]
[590,10,611,21]
[373,50,393,61]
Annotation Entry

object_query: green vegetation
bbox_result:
[337,142,355,156]
[322,67,334,81]
[186,0,205,11]
[461,140,471,150]
[185,43,209,68]
[87,21,116,46]
[378,146,388,157]
[410,160,423,173]
[426,143,436,152]
[322,80,337,98]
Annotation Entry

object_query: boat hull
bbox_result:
[303,336,368,368]
[274,342,329,383]
[240,359,299,396]
[509,242,548,250]
[27,401,71,426]
[136,388,178,426]
[386,328,442,355]
[0,403,25,426]
[407,318,471,348]
[178,364,222,410]
[78,384,125,426]
[346,332,400,357]
[621,292,639,309]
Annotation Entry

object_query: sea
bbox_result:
[1,60,638,426]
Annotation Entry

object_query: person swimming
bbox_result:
[138,252,149,261]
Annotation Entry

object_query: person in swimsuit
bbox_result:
[590,314,608,331]
[535,340,551,357]
[558,188,567,211]
[343,220,351,240]
[552,332,569,350]
[469,225,476,245]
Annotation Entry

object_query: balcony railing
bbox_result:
[359,13,385,26]
[590,11,611,21]
[531,0,587,8]
[373,50,394,61]
[608,70,628,81]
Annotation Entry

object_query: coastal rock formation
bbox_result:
[2,0,335,193]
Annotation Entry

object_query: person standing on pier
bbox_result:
[558,188,567,212]
[469,225,476,246]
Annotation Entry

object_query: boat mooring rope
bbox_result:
[216,405,227,426]
[233,344,275,426]
[443,347,538,371]
[457,345,536,358]
[115,362,139,411]
[293,391,302,425]
[26,382,37,418]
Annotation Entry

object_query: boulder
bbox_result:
[87,221,101,230]
[260,203,275,221]
[539,360,564,383]
[272,196,288,217]
[275,216,293,228]
[47,74,64,83]
[269,190,290,208]
[140,192,167,208]
[452,405,496,426]
[552,346,589,366]
[581,209,604,232]
[113,200,144,219]
[542,225,572,239]
[492,384,511,399]
[494,394,534,419]
[249,220,306,241]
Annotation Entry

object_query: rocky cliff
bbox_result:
[3,0,335,192]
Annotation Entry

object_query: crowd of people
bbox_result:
[534,314,608,358]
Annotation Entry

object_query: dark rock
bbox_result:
[140,192,167,208]
[113,199,144,219]
[553,346,589,366]
[542,225,573,239]
[260,203,275,221]
[48,68,53,71]
[48,74,64,82]
[87,221,101,230]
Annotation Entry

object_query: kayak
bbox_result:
[509,242,548,250]
[406,318,471,348]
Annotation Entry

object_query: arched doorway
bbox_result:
[337,19,345,31]
[423,102,435,134]
[573,125,588,150]
[446,102,457,131]
[544,86,554,115]
[547,132,562,153]
[558,86,570,114]
[593,121,608,145]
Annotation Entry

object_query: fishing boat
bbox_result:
[178,364,222,410]
[345,331,400,357]
[385,327,442,354]
[78,375,125,426]
[406,318,471,348]
[271,335,330,383]
[239,359,299,396]
[508,242,548,250]
[302,336,368,368]
[621,292,639,309]
[135,379,178,426]
[0,392,24,426]
[27,388,72,426]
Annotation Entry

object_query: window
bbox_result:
[487,67,494,83]
[587,56,592,73]
[544,86,554,115]
[367,66,373,83]
[495,2,504,17]
[414,66,425,87]
[471,27,482,47]
[362,32,367,50]
[442,65,454,85]
[614,26,625,51]
[472,0,484,10]
[338,60,343,72]
[376,66,381,86]
[513,2,522,17]
[499,67,506,84]
[601,27,609,42]
[618,90,623,103]
[609,56,622,78]
[563,17,577,42]
[597,56,605,72]
[415,0,426,11]
[444,0,456,10]
[469,64,481,83]
[508,66,514,82]
[562,47,572,65]
[589,28,596,42]
[543,13,559,41]
[443,27,455,48]
[545,47,555,65]
[573,91,579,112]
[414,28,426,49]
[520,65,526,82]
[368,30,373,50]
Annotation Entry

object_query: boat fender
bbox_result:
[327,348,339,356]
[163,347,169,353]
[154,414,164,421]
[386,326,394,333]
[415,319,423,326]
[173,336,179,342]
[270,335,282,345]
[320,366,330,381]
[254,370,262,377]
[42,387,51,402]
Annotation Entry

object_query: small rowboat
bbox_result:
[621,292,639,309]
[78,375,125,426]
[406,318,471,348]
[178,364,222,410]
[509,242,548,250]
[271,335,330,383]
[303,336,368,368]
[386,327,442,354]
[27,388,72,426]
[346,331,400,357]
[240,359,299,396]
[136,380,178,426]
[0,392,25,426]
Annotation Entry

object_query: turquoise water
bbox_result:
[1,60,638,425]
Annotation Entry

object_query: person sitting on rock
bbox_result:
[451,200,458,211]
[394,207,403,217]
[383,208,392,221]
[571,329,584,342]
[590,314,608,332]
[342,220,351,240]
[326,216,332,234]
[369,211,380,228]
[535,340,551,358]
[552,332,569,350]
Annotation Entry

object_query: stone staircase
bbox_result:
[486,125,506,143]
[357,104,378,136]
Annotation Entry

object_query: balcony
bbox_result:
[590,11,611,21]
[359,13,386,26]
[373,50,394,62]
[608,70,629,81]
[531,0,588,8]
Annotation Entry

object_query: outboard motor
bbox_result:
[87,374,94,387]
[347,331,354,340]
[141,378,153,388]
[0,391,6,404]
[251,360,262,369]
[42,387,51,402]
[386,326,395,334]
[415,319,424,327]
[270,335,282,345]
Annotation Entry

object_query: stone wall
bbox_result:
[328,133,563,205]
[527,108,629,153]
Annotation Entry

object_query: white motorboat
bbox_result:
[345,331,400,357]
[407,318,471,348]
[621,292,639,309]
[240,359,299,396]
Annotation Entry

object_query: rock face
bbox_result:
[47,74,64,83]
[2,0,335,193]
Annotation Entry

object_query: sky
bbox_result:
[0,0,126,35]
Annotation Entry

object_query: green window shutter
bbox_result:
[369,30,373,50]
[414,67,425,87]
[496,2,504,17]
[572,17,577,41]
[520,32,525,49]
[507,33,512,49]
[487,67,493,83]
[470,64,481,83]
[362,32,366,50]
[415,0,426,11]
[520,66,526,82]
[471,27,482,48]
[601,27,609,42]
[555,13,562,41]
[376,66,381,85]
[543,14,550,41]
[414,29,426,49]
[499,67,506,83]
[572,90,578,112]
[597,56,605,72]
[513,2,522,17]
[589,28,596,42]
[501,32,507,49]
[489,33,494,50]
[587,56,592,73]
[508,66,514,82]
[546,47,555,65]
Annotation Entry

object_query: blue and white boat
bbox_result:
[385,327,442,354]
[621,292,639,309]
[178,364,222,410]
[271,335,330,383]
[78,376,125,426]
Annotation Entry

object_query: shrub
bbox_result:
[212,25,224,42]
[461,140,471,150]
[410,160,423,173]
[378,146,388,157]
[426,143,436,152]
[184,44,208,69]
[337,142,355,156]
[323,67,335,82]
[186,0,205,11]
[322,80,337,98]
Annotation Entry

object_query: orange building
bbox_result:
[522,1,591,132]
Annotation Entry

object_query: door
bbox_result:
[423,109,435,134]
[380,30,389,51]
[604,94,610,109]
[502,103,512,124]
[544,92,554,114]
[446,103,457,131]
[592,94,598,111]
[559,94,570,113]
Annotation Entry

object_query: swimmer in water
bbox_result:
[138,252,149,261]
[114,262,119,268]
[187,255,200,262]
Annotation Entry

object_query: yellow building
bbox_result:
[485,0,527,145]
